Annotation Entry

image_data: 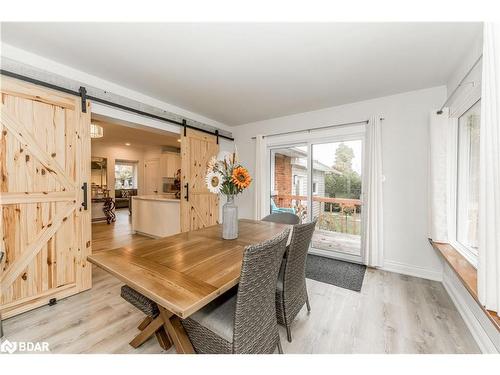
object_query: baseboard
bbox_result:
[442,264,499,353]
[381,259,443,282]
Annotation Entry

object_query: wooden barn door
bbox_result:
[0,76,92,319]
[180,128,219,232]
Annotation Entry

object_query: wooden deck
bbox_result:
[311,229,361,256]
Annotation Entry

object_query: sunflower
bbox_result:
[231,166,252,189]
[206,171,223,194]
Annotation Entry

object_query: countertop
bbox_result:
[132,195,180,202]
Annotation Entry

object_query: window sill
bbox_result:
[429,239,500,331]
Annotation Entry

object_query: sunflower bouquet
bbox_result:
[205,149,252,196]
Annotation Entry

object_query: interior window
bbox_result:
[456,100,481,261]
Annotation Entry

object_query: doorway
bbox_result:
[89,114,182,251]
[268,127,365,263]
[144,158,160,195]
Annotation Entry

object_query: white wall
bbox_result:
[231,86,447,280]
[91,142,163,197]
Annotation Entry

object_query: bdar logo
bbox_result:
[0,339,17,354]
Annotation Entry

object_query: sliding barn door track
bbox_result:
[0,69,233,142]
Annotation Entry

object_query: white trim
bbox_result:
[450,82,482,119]
[442,263,500,353]
[266,124,366,147]
[446,59,482,269]
[309,247,364,264]
[450,239,478,268]
[306,142,313,222]
[448,99,481,268]
[381,259,443,282]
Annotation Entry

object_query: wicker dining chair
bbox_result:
[181,229,290,354]
[276,219,317,342]
[262,212,301,225]
[120,285,171,350]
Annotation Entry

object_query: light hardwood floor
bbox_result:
[92,208,153,253]
[2,209,480,354]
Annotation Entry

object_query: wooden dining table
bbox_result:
[87,219,290,354]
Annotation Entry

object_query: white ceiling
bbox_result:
[1,22,482,125]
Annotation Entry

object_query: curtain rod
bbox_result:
[0,69,234,142]
[250,117,384,139]
[436,54,483,115]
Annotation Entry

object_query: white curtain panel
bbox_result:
[254,134,267,220]
[364,116,384,267]
[428,108,453,243]
[478,22,500,313]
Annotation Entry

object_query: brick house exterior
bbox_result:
[274,153,293,207]
[273,148,337,217]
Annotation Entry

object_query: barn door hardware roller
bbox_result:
[79,86,87,113]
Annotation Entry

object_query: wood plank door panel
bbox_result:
[0,76,92,319]
[180,129,219,232]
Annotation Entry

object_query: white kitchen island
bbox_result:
[131,195,180,238]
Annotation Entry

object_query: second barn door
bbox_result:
[180,128,219,232]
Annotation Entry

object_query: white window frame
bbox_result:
[447,85,481,268]
[265,124,366,264]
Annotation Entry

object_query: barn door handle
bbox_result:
[81,182,88,210]
[184,183,189,201]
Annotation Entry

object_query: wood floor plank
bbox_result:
[1,209,480,354]
[2,266,480,354]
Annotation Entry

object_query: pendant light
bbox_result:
[90,123,104,139]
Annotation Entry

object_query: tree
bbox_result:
[334,143,355,172]
[324,143,361,200]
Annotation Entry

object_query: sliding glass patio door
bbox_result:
[310,140,363,262]
[268,129,365,263]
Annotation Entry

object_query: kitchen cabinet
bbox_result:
[160,152,181,178]
[132,195,180,238]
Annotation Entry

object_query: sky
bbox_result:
[295,140,362,174]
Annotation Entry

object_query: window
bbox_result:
[115,161,138,189]
[312,182,317,194]
[455,100,481,263]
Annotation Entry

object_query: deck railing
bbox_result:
[274,194,362,235]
